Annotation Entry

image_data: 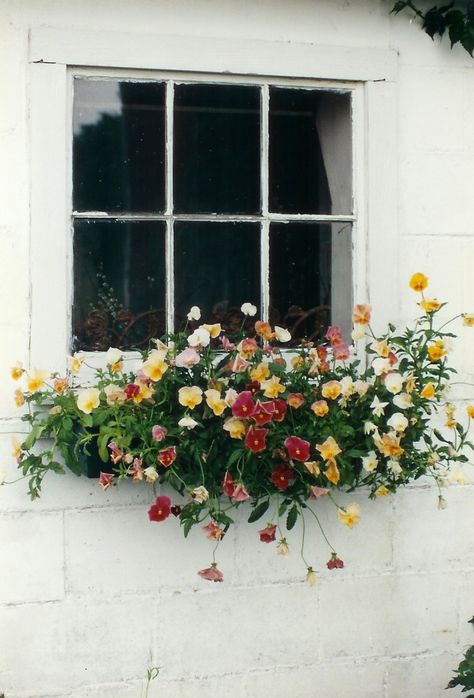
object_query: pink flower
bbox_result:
[152,425,168,442]
[284,435,310,462]
[251,400,275,426]
[309,486,330,499]
[327,553,344,569]
[271,399,287,422]
[258,524,277,543]
[107,441,123,464]
[157,446,176,467]
[99,472,114,490]
[129,458,144,481]
[232,391,255,419]
[228,354,250,373]
[244,426,268,453]
[287,393,305,409]
[232,483,250,502]
[271,465,293,491]
[175,347,200,368]
[198,563,224,582]
[148,495,171,522]
[333,343,350,361]
[220,335,236,351]
[222,471,237,497]
[202,521,224,540]
[325,325,344,347]
[238,337,258,358]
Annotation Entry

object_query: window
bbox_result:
[71,75,354,351]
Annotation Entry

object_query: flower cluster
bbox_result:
[9,283,474,583]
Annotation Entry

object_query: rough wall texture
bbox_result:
[0,1,473,696]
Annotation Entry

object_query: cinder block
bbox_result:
[385,652,464,698]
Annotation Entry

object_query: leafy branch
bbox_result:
[391,1,474,55]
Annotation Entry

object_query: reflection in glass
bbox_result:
[174,84,261,214]
[73,79,166,213]
[174,222,260,332]
[73,220,166,351]
[269,88,352,215]
[269,222,352,344]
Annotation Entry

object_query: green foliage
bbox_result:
[447,618,474,694]
[391,1,474,55]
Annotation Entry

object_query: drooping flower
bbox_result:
[143,466,159,483]
[258,524,277,543]
[309,485,329,499]
[260,375,285,399]
[191,485,209,503]
[409,272,428,292]
[198,563,224,582]
[387,459,403,476]
[11,437,22,462]
[244,426,268,453]
[251,400,275,426]
[241,302,257,316]
[222,471,236,497]
[271,464,293,491]
[324,460,341,485]
[306,567,318,586]
[14,389,25,407]
[277,538,289,556]
[374,432,404,458]
[287,393,304,409]
[187,305,201,321]
[99,472,114,490]
[202,521,224,540]
[148,495,171,522]
[337,502,361,528]
[178,416,199,429]
[311,399,329,417]
[466,405,474,419]
[231,483,250,502]
[231,391,255,418]
[68,355,84,375]
[327,553,344,570]
[157,446,177,468]
[142,349,169,382]
[305,461,321,477]
[284,436,310,462]
[321,381,342,400]
[129,458,144,480]
[26,368,49,393]
[227,354,250,373]
[374,485,390,497]
[352,304,371,325]
[463,314,474,327]
[152,425,168,441]
[178,386,203,409]
[220,335,237,351]
[77,387,100,414]
[175,347,200,368]
[10,362,24,380]
[108,441,124,464]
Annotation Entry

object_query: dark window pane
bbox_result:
[73,220,166,351]
[174,84,260,214]
[174,222,260,332]
[269,88,352,215]
[269,222,352,344]
[73,79,166,213]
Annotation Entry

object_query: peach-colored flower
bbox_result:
[311,399,329,417]
[304,461,321,477]
[287,393,304,409]
[260,375,285,399]
[254,321,274,340]
[53,377,69,394]
[198,563,224,582]
[175,347,200,368]
[321,381,342,400]
[316,436,341,463]
[237,338,258,358]
[14,389,25,407]
[104,384,127,405]
[324,459,340,485]
[352,304,371,325]
[178,385,203,409]
[202,521,224,540]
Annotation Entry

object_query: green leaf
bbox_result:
[248,499,270,523]
[286,504,298,531]
[23,424,46,450]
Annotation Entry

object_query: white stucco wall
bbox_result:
[1,1,473,696]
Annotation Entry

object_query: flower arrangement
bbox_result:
[9,274,474,583]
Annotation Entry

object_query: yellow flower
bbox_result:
[316,436,341,462]
[77,387,100,414]
[142,349,168,382]
[420,382,436,399]
[374,432,404,458]
[321,381,342,400]
[14,389,25,407]
[337,503,361,528]
[204,389,227,416]
[409,272,428,292]
[133,382,153,404]
[304,461,321,477]
[26,368,49,393]
[466,405,474,419]
[178,386,203,409]
[223,417,246,439]
[404,374,416,393]
[420,299,441,313]
[371,340,390,358]
[445,403,457,429]
[427,341,446,362]
[291,356,305,371]
[374,485,390,497]
[324,459,340,485]
[250,363,270,383]
[11,437,22,461]
[311,400,329,417]
[260,375,285,398]
[143,466,158,483]
[202,323,222,339]
[10,362,24,380]
[463,314,474,327]
[68,355,84,375]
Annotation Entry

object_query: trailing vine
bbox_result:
[391,1,474,55]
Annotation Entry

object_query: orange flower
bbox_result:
[254,321,274,340]
[14,389,25,407]
[420,382,435,399]
[321,381,342,400]
[463,314,474,327]
[409,272,428,292]
[375,433,404,458]
[53,377,69,394]
[287,393,304,409]
[352,304,371,325]
[466,405,474,419]
[311,400,329,417]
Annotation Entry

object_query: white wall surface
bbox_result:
[0,1,473,696]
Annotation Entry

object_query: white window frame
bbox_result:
[28,28,398,374]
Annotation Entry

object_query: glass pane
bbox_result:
[174,84,261,214]
[269,222,352,344]
[269,88,352,215]
[73,220,166,351]
[73,79,166,213]
[174,222,260,332]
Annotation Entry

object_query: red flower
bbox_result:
[258,524,277,543]
[232,391,255,418]
[244,426,268,453]
[99,472,114,490]
[287,393,305,409]
[271,399,287,422]
[157,446,176,468]
[284,436,310,462]
[327,552,344,570]
[125,383,140,399]
[170,505,182,517]
[148,495,171,522]
[222,471,236,497]
[198,563,224,582]
[245,380,261,396]
[251,400,275,426]
[271,464,293,491]
[232,483,250,502]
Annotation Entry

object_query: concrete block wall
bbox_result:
[0,1,473,696]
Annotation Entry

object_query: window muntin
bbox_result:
[72,76,354,351]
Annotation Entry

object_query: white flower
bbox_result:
[105,347,122,366]
[364,421,377,435]
[370,396,389,417]
[187,306,201,321]
[438,495,448,510]
[372,357,391,376]
[340,376,354,398]
[362,451,379,472]
[387,413,409,432]
[241,302,257,317]
[393,392,412,410]
[178,416,198,430]
[274,326,291,343]
[77,388,100,414]
[143,466,159,483]
[354,380,369,397]
[351,326,365,341]
[224,388,238,407]
[387,459,403,476]
[384,372,403,394]
[192,485,209,503]
[187,327,211,347]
